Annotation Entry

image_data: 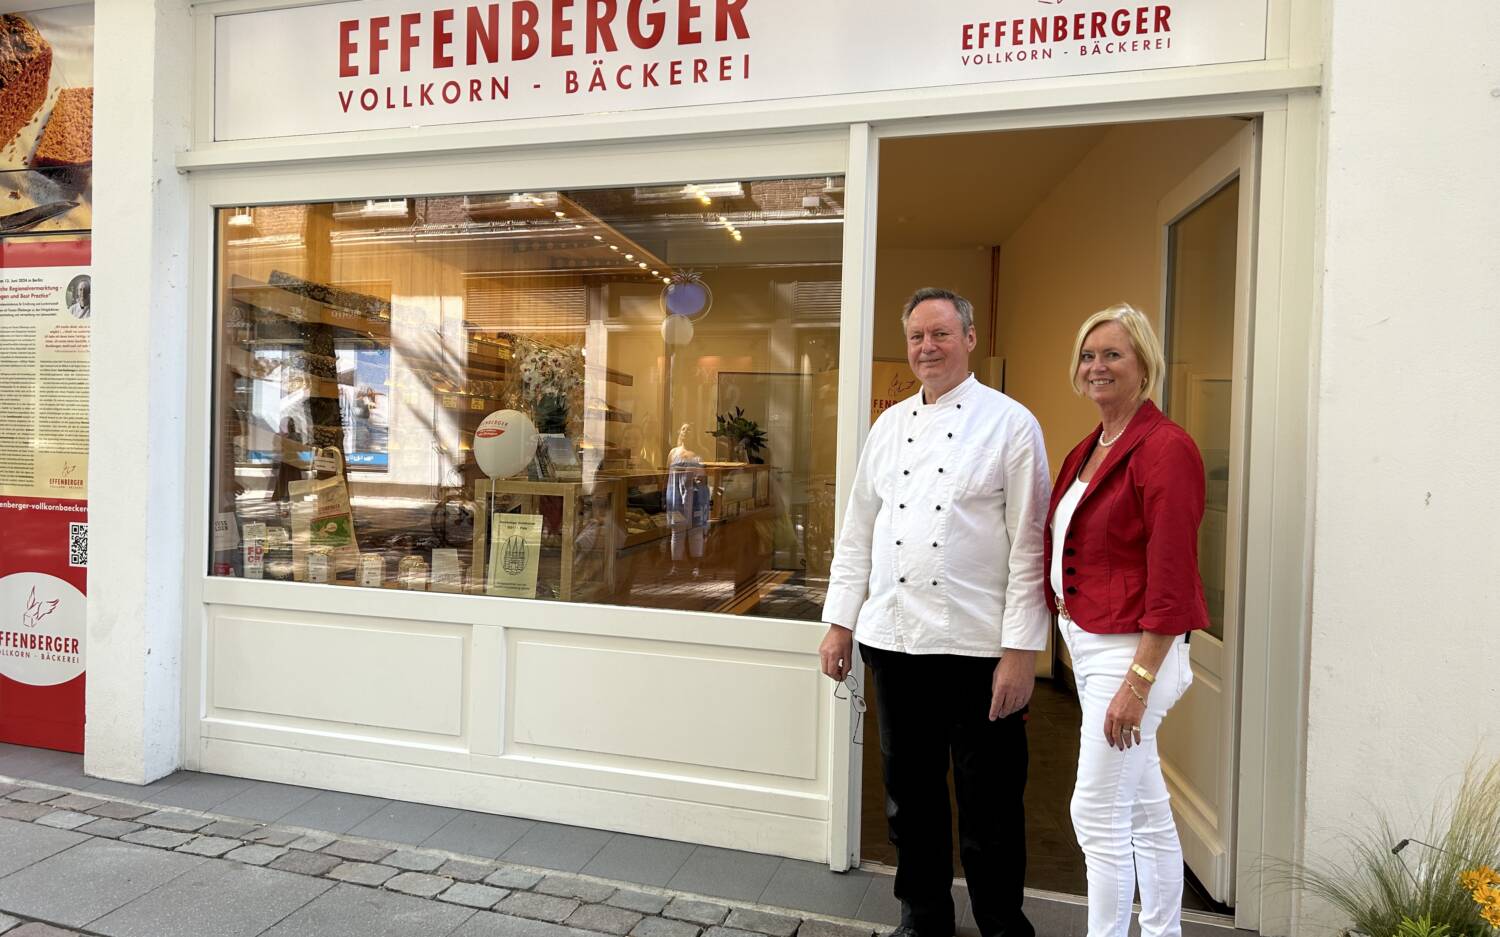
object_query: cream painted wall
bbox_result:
[872,248,996,365]
[1301,0,1500,925]
[993,119,1244,471]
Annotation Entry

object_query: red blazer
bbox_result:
[1043,401,1209,636]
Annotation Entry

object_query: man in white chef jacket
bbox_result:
[820,287,1050,937]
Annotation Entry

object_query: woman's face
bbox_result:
[1077,321,1145,410]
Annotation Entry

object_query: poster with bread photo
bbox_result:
[0,5,92,234]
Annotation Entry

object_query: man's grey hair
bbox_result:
[900,287,975,334]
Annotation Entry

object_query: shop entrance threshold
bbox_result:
[0,743,1239,937]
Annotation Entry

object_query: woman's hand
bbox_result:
[1103,679,1147,750]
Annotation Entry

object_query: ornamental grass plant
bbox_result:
[1280,758,1500,937]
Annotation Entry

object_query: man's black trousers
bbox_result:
[861,643,1033,937]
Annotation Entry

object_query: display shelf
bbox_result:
[472,477,619,601]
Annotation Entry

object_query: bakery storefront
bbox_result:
[168,0,1319,927]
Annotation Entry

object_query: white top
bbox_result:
[1049,476,1089,598]
[821,374,1052,656]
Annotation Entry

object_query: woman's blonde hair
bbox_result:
[1068,303,1166,399]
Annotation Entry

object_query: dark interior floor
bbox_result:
[859,672,1227,915]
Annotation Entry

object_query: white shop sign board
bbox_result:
[213,0,1268,142]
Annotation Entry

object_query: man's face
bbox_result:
[905,299,976,396]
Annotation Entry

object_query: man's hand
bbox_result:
[989,649,1037,720]
[819,625,855,681]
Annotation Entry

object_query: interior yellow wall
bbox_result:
[872,247,995,364]
[993,118,1245,473]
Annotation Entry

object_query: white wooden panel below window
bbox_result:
[211,615,465,737]
[510,638,820,780]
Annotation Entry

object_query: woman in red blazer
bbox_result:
[1043,304,1208,937]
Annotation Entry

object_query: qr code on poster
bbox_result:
[69,522,88,568]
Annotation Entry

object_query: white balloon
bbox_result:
[473,410,538,478]
[661,314,694,346]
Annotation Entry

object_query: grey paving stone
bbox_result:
[725,909,801,937]
[46,794,104,812]
[701,927,760,937]
[140,809,212,832]
[494,890,582,923]
[328,860,399,886]
[89,857,334,937]
[323,839,394,863]
[853,875,899,926]
[261,881,473,937]
[440,882,510,909]
[143,772,256,812]
[631,916,703,937]
[760,861,876,920]
[568,903,644,934]
[8,924,81,937]
[87,801,152,820]
[269,849,342,876]
[662,898,730,927]
[277,790,390,834]
[75,817,143,839]
[666,847,782,903]
[121,827,196,849]
[607,890,670,915]
[502,822,612,872]
[0,911,17,932]
[384,871,453,898]
[211,781,320,824]
[485,865,545,889]
[438,858,496,882]
[245,828,301,846]
[0,802,53,821]
[0,783,18,797]
[83,773,190,801]
[582,835,696,888]
[0,817,88,879]
[383,849,446,872]
[35,810,94,830]
[347,800,459,846]
[425,811,537,860]
[0,837,205,928]
[7,787,62,804]
[794,921,874,937]
[177,835,243,857]
[226,843,288,866]
[451,911,585,937]
[287,833,336,852]
[201,819,261,839]
[537,874,616,902]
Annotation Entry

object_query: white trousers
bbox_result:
[1059,619,1194,937]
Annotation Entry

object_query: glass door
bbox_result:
[1155,121,1257,905]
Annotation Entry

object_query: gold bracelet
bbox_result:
[1124,678,1147,705]
[1130,663,1157,684]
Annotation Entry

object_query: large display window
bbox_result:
[209,177,843,619]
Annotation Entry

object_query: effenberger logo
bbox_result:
[960,3,1173,66]
[0,573,85,686]
[335,1,752,114]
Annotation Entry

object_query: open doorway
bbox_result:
[860,116,1255,916]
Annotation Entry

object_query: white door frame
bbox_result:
[858,95,1317,933]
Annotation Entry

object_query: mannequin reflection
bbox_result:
[667,423,710,569]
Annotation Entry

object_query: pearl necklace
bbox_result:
[1099,424,1129,447]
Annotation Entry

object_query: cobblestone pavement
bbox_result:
[0,779,888,937]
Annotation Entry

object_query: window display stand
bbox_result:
[472,477,618,601]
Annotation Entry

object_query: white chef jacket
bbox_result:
[821,374,1051,657]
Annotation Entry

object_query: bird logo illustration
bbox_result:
[22,588,60,629]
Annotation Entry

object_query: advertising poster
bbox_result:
[0,2,92,753]
[486,513,542,599]
[870,359,918,425]
[0,238,91,752]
